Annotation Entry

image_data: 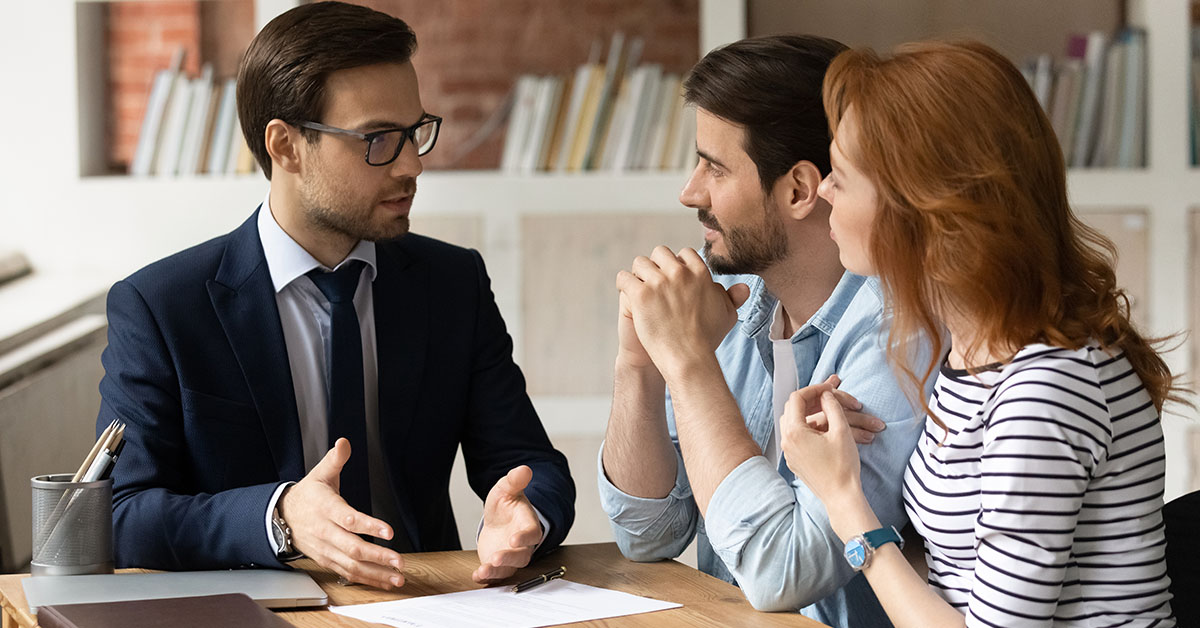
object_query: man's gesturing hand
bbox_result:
[279,438,405,590]
[473,465,543,584]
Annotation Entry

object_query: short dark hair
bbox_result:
[684,34,847,191]
[236,1,418,179]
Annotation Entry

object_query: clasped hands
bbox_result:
[614,245,748,377]
[279,438,543,590]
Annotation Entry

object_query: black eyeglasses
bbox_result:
[298,114,442,166]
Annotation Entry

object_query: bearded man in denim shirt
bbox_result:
[598,35,929,627]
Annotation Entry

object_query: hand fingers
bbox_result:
[842,409,886,433]
[850,427,878,445]
[508,518,543,548]
[310,524,405,590]
[820,391,851,436]
[648,245,681,269]
[495,465,533,497]
[472,562,519,584]
[615,269,643,296]
[326,547,404,590]
[787,382,836,416]
[312,438,351,486]
[829,387,863,411]
[335,506,396,541]
[675,246,708,273]
[483,545,535,570]
[618,290,633,319]
[630,255,664,284]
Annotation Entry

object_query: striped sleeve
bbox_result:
[967,367,1110,627]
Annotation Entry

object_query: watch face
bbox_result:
[271,520,285,547]
[844,538,867,569]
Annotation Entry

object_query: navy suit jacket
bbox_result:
[97,210,575,570]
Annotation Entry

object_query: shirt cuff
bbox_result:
[703,455,801,565]
[475,507,552,550]
[265,481,295,555]
[595,439,693,536]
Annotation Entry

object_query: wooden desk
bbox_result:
[0,543,825,627]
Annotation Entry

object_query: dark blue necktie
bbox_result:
[307,260,372,515]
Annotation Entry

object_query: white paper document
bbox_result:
[329,579,681,628]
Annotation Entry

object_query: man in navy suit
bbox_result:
[97,2,574,589]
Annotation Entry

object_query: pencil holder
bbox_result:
[30,474,114,576]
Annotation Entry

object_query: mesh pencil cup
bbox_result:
[30,474,114,576]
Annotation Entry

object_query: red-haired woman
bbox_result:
[781,40,1181,627]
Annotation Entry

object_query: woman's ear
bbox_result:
[264,119,303,175]
[778,160,824,220]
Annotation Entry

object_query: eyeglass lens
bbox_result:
[366,119,440,164]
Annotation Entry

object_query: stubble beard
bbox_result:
[299,170,415,243]
[699,201,788,275]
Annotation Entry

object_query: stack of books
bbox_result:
[1022,27,1147,169]
[500,33,698,174]
[129,48,258,178]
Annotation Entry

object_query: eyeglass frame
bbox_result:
[296,113,443,166]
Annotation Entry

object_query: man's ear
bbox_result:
[265,119,304,175]
[776,160,824,220]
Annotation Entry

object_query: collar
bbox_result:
[740,270,869,341]
[257,188,378,293]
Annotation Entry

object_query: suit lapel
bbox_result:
[372,240,427,549]
[207,209,305,482]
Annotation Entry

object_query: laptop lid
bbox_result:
[22,569,328,613]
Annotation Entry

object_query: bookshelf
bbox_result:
[0,0,1194,501]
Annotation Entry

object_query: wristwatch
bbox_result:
[843,525,903,571]
[271,503,302,562]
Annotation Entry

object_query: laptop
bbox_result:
[22,569,328,613]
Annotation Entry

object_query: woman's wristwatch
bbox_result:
[843,525,903,571]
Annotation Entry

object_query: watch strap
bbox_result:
[862,525,904,552]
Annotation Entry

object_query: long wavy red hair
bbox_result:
[821,40,1185,426]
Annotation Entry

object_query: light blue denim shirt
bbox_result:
[598,271,928,627]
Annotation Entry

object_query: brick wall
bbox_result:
[107,1,202,172]
[104,0,698,172]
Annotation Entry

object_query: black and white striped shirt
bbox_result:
[903,343,1175,627]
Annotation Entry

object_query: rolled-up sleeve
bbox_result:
[596,440,699,561]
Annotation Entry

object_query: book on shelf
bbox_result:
[1091,33,1126,167]
[205,78,238,175]
[177,63,215,176]
[1070,30,1109,168]
[553,54,599,172]
[500,75,541,172]
[502,34,694,174]
[153,72,195,177]
[130,47,185,177]
[1115,28,1146,169]
[1019,27,1146,170]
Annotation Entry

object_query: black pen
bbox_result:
[511,566,566,593]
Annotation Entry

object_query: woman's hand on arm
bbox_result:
[781,388,966,628]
